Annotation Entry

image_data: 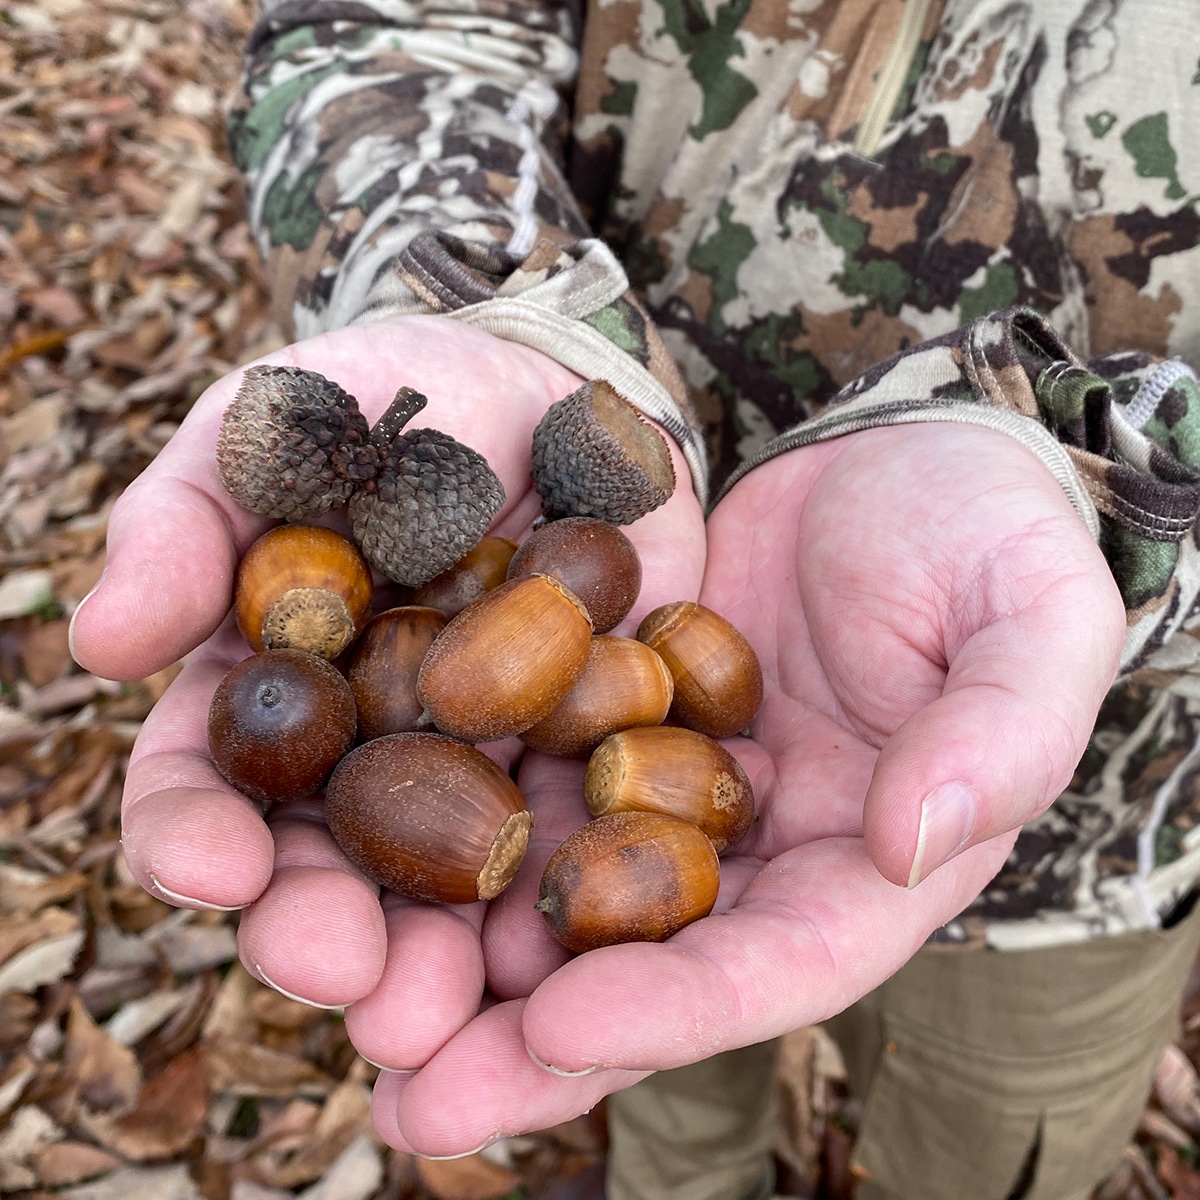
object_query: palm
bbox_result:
[70,316,706,1060]
[365,422,1127,1157]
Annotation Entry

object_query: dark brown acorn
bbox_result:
[637,601,763,738]
[506,517,642,634]
[536,811,719,952]
[324,732,532,904]
[583,726,754,853]
[348,387,506,588]
[417,573,593,742]
[235,524,373,659]
[207,649,357,809]
[530,380,675,525]
[216,365,378,519]
[345,606,447,740]
[520,636,673,758]
[412,535,519,618]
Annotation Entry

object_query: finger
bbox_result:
[480,755,588,1000]
[344,899,486,1069]
[864,544,1126,888]
[236,805,388,1007]
[373,1000,646,1156]
[121,632,274,910]
[521,832,1015,1074]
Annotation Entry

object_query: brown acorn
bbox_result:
[536,811,719,952]
[207,648,357,809]
[234,524,374,660]
[413,535,519,618]
[349,387,505,587]
[520,636,673,758]
[506,517,642,634]
[345,606,447,741]
[531,380,675,525]
[324,732,532,904]
[217,365,378,519]
[417,573,593,742]
[584,726,754,853]
[637,602,763,738]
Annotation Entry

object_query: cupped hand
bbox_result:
[369,421,1126,1156]
[69,315,706,1043]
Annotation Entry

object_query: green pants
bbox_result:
[606,900,1200,1200]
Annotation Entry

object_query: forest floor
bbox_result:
[3,1,1200,1197]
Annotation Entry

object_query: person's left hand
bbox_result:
[366,421,1126,1156]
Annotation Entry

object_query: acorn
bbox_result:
[637,602,763,738]
[324,732,532,904]
[531,380,675,525]
[207,648,357,809]
[235,524,373,659]
[412,535,519,618]
[584,726,754,853]
[520,636,674,758]
[417,573,593,742]
[536,811,719,952]
[345,606,447,741]
[349,387,506,587]
[506,517,641,634]
[216,365,378,519]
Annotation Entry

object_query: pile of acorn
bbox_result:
[206,366,763,952]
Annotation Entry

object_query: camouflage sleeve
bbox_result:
[228,0,707,503]
[718,306,1200,677]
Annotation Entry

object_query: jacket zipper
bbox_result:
[852,0,933,158]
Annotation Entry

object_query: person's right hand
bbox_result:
[69,315,707,1055]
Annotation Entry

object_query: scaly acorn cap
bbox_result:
[216,365,379,519]
[348,387,506,588]
[530,380,676,525]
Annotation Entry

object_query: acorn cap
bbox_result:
[348,387,506,587]
[530,380,676,525]
[216,365,379,519]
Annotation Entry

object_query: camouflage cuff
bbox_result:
[718,306,1200,673]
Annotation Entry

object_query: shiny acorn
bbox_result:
[536,811,720,952]
[325,732,532,904]
[413,535,519,618]
[234,524,373,660]
[637,601,763,738]
[584,725,754,853]
[520,636,674,758]
[417,573,593,742]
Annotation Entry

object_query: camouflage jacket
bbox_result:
[230,0,1200,949]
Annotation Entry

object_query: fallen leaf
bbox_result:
[58,1162,204,1200]
[415,1150,522,1200]
[298,1134,384,1200]
[32,1139,123,1187]
[207,1040,334,1098]
[0,927,85,993]
[64,995,143,1112]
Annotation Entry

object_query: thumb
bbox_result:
[863,560,1125,889]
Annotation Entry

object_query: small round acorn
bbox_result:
[536,811,719,952]
[506,517,641,634]
[413,535,519,618]
[531,380,675,525]
[325,732,532,904]
[235,524,373,659]
[207,648,357,809]
[217,365,378,519]
[349,387,506,588]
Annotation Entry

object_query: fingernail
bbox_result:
[252,964,345,1011]
[148,873,244,912]
[66,567,107,664]
[416,1137,498,1161]
[526,1045,599,1077]
[362,1059,418,1076]
[908,781,977,889]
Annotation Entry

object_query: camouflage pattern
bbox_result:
[231,0,1200,947]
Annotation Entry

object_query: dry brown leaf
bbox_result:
[32,1139,123,1187]
[207,1039,334,1099]
[270,1081,374,1189]
[415,1150,523,1200]
[57,1162,204,1200]
[298,1134,384,1200]
[0,904,79,966]
[64,994,143,1112]
[0,927,85,993]
[85,1044,208,1160]
[16,617,72,687]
